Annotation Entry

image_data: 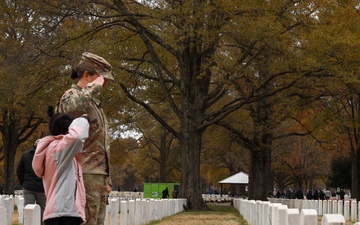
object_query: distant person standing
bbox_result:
[276,190,281,198]
[306,190,313,200]
[16,140,46,224]
[162,187,169,199]
[340,189,345,201]
[56,52,114,225]
[296,189,304,199]
[319,190,325,200]
[313,190,319,200]
[172,189,177,198]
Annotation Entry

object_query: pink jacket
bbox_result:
[32,117,89,222]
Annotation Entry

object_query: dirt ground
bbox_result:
[12,212,20,225]
[150,213,243,225]
[149,202,246,225]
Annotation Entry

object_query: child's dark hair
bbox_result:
[70,64,97,80]
[47,106,75,135]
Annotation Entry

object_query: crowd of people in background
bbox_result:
[273,188,347,200]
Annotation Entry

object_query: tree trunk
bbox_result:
[247,93,274,200]
[179,64,208,209]
[159,131,169,182]
[352,98,360,200]
[179,120,208,210]
[2,125,19,195]
[352,149,360,199]
[248,144,272,200]
[4,145,16,195]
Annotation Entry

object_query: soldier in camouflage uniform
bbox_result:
[56,52,114,225]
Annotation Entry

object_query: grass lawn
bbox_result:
[148,203,248,225]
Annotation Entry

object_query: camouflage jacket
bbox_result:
[56,84,111,181]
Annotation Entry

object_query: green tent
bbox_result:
[143,183,180,199]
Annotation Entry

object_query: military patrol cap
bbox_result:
[79,52,114,81]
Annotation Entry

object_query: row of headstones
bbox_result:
[202,194,232,202]
[0,195,186,225]
[108,191,144,199]
[15,190,145,200]
[234,198,359,225]
[104,197,187,225]
[269,197,358,221]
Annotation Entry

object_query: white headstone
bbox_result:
[148,199,155,221]
[0,206,7,225]
[128,200,135,225]
[287,208,300,225]
[337,200,343,215]
[134,199,141,225]
[332,200,337,214]
[120,200,128,225]
[344,201,349,221]
[277,205,288,225]
[141,199,147,224]
[0,197,4,208]
[110,198,119,225]
[300,209,317,225]
[321,214,345,225]
[163,199,168,218]
[17,197,24,223]
[270,203,282,225]
[104,204,110,225]
[152,199,159,220]
[323,200,328,215]
[328,200,333,214]
[158,199,164,220]
[24,204,40,225]
[351,200,357,222]
[262,201,270,225]
[255,201,261,225]
[4,197,13,225]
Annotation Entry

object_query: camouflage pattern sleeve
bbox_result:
[57,84,102,116]
[57,87,88,117]
[83,82,103,97]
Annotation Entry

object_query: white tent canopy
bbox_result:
[218,171,249,184]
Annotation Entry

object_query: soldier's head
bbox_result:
[70,52,114,85]
[48,113,75,135]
